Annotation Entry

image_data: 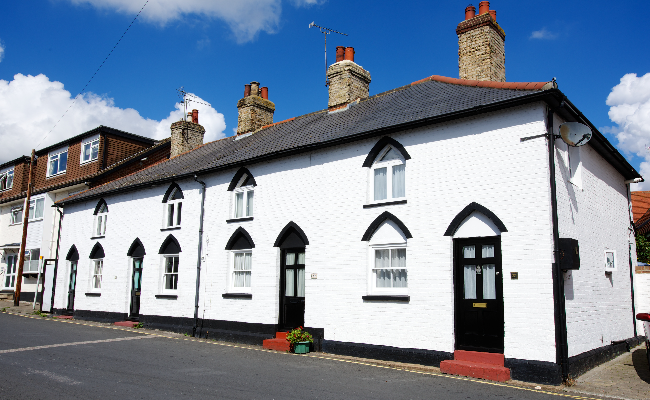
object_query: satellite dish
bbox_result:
[559,122,592,147]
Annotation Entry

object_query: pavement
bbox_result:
[2,299,649,400]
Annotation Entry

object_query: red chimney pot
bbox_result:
[191,109,199,124]
[336,46,345,62]
[478,1,489,15]
[488,9,496,21]
[465,5,476,20]
[244,84,251,97]
[261,87,268,100]
[344,47,355,62]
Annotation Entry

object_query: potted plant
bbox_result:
[286,326,313,354]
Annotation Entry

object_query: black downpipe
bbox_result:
[548,108,569,380]
[49,206,64,313]
[192,175,206,337]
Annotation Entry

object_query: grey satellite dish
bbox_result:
[559,122,592,147]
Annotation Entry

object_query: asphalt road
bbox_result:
[0,313,572,399]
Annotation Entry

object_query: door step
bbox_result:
[55,315,74,320]
[263,332,290,352]
[440,350,510,382]
[114,321,140,328]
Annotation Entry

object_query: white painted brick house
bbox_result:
[44,4,643,384]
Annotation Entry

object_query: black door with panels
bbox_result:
[280,248,305,330]
[67,261,78,312]
[454,237,504,353]
[130,258,143,319]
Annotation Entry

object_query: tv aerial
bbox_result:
[177,87,212,122]
[309,22,348,86]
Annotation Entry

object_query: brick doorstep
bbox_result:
[440,359,511,382]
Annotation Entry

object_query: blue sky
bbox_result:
[1,1,649,187]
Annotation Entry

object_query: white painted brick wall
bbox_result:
[552,114,637,357]
[53,102,635,365]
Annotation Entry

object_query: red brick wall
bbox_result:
[104,134,151,169]
[0,161,28,202]
[92,144,170,187]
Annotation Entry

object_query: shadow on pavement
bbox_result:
[632,348,650,384]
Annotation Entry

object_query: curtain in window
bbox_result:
[391,249,407,287]
[297,269,305,297]
[235,192,244,218]
[93,260,103,289]
[374,167,387,201]
[246,191,254,217]
[176,203,182,225]
[392,165,405,198]
[164,256,179,290]
[233,253,251,288]
[285,269,295,296]
[297,252,305,264]
[286,252,295,265]
[375,249,390,287]
[483,264,496,299]
[463,246,475,258]
[464,265,476,299]
[482,245,494,258]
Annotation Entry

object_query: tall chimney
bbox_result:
[326,47,371,110]
[237,81,275,135]
[456,3,506,82]
[170,110,205,158]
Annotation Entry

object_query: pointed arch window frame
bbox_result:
[225,227,255,294]
[158,234,181,294]
[228,167,256,220]
[162,183,184,229]
[88,242,105,292]
[92,199,108,238]
[363,137,410,205]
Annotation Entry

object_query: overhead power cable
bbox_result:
[36,1,149,148]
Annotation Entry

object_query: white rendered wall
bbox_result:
[552,114,636,357]
[56,103,566,364]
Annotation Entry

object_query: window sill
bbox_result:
[226,217,254,223]
[9,222,21,226]
[0,188,13,193]
[90,235,105,240]
[80,159,98,166]
[46,172,67,179]
[160,226,181,231]
[155,294,178,299]
[363,200,407,209]
[362,295,410,302]
[85,292,101,297]
[222,293,252,299]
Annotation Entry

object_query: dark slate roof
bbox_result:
[58,77,640,205]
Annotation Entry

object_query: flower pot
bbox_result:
[293,341,310,354]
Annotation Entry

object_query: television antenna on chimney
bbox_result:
[177,87,212,122]
[309,22,348,86]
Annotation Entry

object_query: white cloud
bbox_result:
[0,40,5,63]
[289,0,326,7]
[530,28,558,40]
[68,0,283,43]
[0,73,226,164]
[604,73,650,190]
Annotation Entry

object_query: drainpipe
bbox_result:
[192,175,206,337]
[547,107,569,381]
[625,182,639,335]
[49,205,64,314]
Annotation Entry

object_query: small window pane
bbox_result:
[392,269,407,288]
[34,198,44,219]
[285,269,295,296]
[483,264,496,299]
[463,246,475,258]
[167,204,174,227]
[83,143,91,162]
[374,167,387,201]
[235,192,244,218]
[375,249,389,269]
[391,249,406,269]
[246,191,254,217]
[91,142,99,160]
[59,151,68,172]
[286,253,295,265]
[49,156,58,176]
[464,265,476,299]
[482,245,495,258]
[392,164,405,198]
[376,269,391,288]
[176,203,182,226]
[297,252,305,265]
[297,269,305,297]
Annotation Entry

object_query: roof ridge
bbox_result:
[412,75,555,90]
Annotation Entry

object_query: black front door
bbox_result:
[67,261,78,312]
[280,248,305,330]
[130,258,143,319]
[454,237,504,353]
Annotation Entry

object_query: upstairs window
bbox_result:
[47,147,68,177]
[0,168,14,191]
[228,168,256,220]
[162,184,183,229]
[10,206,22,225]
[93,199,108,237]
[81,135,100,164]
[372,146,406,202]
[28,197,45,221]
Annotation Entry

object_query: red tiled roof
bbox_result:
[412,75,554,91]
[631,191,650,223]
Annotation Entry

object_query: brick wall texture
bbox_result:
[236,96,275,135]
[457,14,506,82]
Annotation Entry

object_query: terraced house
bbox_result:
[46,3,643,385]
[0,126,170,303]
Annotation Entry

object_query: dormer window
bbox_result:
[0,168,14,191]
[47,147,68,177]
[372,146,405,202]
[81,135,100,164]
[93,199,108,237]
[227,168,256,221]
[162,183,183,229]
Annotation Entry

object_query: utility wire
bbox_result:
[36,1,149,148]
